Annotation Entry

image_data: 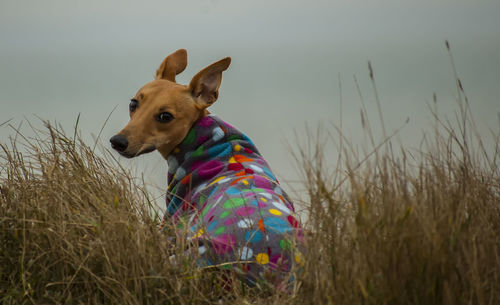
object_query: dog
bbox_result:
[110,49,303,286]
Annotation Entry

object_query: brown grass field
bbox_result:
[1,49,499,304]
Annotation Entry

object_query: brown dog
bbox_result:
[110,49,303,286]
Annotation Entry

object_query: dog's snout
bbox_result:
[110,135,129,152]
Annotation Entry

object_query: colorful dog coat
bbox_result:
[163,114,303,285]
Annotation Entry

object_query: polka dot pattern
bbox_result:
[162,115,303,285]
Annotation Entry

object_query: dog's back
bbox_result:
[164,114,303,285]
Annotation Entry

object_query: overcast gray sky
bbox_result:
[1,0,499,208]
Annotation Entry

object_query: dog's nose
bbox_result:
[110,135,128,152]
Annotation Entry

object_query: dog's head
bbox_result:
[110,49,231,159]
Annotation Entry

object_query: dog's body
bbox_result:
[111,49,303,285]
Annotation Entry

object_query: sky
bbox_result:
[1,0,499,209]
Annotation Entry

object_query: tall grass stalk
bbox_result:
[292,44,499,304]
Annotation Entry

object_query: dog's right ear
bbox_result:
[155,49,188,82]
[188,57,231,108]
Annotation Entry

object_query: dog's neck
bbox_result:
[164,114,277,219]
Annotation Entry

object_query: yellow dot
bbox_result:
[242,180,249,185]
[234,144,241,151]
[261,197,268,202]
[209,176,227,186]
[269,209,282,216]
[295,252,305,266]
[256,253,269,264]
[194,228,205,238]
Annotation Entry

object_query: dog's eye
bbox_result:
[157,112,174,123]
[129,99,138,112]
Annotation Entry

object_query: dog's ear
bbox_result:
[155,49,188,82]
[188,57,231,107]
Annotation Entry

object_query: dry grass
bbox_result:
[291,45,500,304]
[293,102,500,305]
[1,46,499,304]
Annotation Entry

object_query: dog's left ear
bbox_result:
[188,57,231,107]
[156,49,188,82]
